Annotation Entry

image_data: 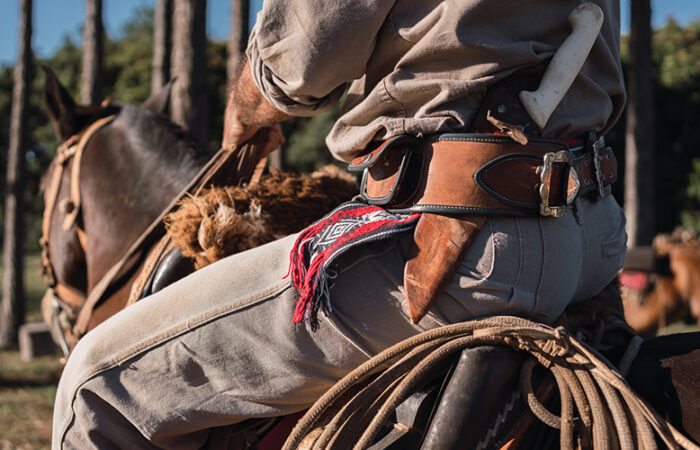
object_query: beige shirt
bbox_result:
[247,0,625,162]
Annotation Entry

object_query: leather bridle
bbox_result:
[40,115,116,356]
[40,114,264,358]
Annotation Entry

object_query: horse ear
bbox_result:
[142,77,176,116]
[43,66,77,140]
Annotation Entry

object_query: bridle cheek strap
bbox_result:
[40,115,116,354]
[64,115,116,231]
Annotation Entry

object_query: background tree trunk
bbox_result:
[228,0,286,169]
[227,0,249,87]
[81,0,104,105]
[0,0,33,348]
[152,0,173,93]
[171,0,208,147]
[625,0,656,247]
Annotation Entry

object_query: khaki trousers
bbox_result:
[53,196,626,449]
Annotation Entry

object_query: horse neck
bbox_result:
[79,109,207,290]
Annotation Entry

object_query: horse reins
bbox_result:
[42,115,269,356]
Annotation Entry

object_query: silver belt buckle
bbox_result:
[538,150,580,217]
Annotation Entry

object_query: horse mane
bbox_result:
[111,104,211,178]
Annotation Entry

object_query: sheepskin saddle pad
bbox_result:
[164,165,359,269]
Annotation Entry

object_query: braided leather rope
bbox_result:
[283,316,698,450]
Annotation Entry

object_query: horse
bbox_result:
[621,230,700,336]
[39,67,211,353]
[39,68,700,447]
[39,67,357,355]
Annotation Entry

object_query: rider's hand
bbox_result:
[222,103,286,157]
[221,105,257,151]
[249,124,286,158]
[222,58,291,154]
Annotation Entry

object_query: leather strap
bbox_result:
[404,213,486,323]
[351,133,617,324]
[40,115,116,289]
[40,116,116,356]
[126,234,173,306]
[351,134,617,216]
[62,116,117,231]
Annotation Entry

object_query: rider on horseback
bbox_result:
[53,0,627,447]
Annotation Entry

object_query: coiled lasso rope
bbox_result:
[282,316,700,450]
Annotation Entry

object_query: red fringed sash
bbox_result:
[287,201,420,329]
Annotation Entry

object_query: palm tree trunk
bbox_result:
[81,0,104,105]
[152,0,173,92]
[171,0,208,147]
[0,0,33,348]
[625,0,656,247]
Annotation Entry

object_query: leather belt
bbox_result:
[349,133,617,218]
[348,132,617,324]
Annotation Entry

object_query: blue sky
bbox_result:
[0,0,699,66]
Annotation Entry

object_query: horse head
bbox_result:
[40,67,206,352]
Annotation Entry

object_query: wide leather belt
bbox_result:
[349,133,617,218]
[348,132,617,324]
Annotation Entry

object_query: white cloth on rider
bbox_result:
[53,195,626,448]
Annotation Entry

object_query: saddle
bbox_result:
[618,246,676,332]
[139,247,196,299]
[129,167,359,304]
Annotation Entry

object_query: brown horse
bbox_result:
[621,231,700,336]
[39,68,700,447]
[39,68,358,355]
[40,68,211,353]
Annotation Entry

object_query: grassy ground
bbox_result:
[1,255,62,450]
[0,351,62,449]
[7,254,48,324]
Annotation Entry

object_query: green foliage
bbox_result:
[615,18,700,233]
[654,19,700,92]
[652,19,700,232]
[46,36,82,98]
[104,6,154,104]
[284,106,342,173]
